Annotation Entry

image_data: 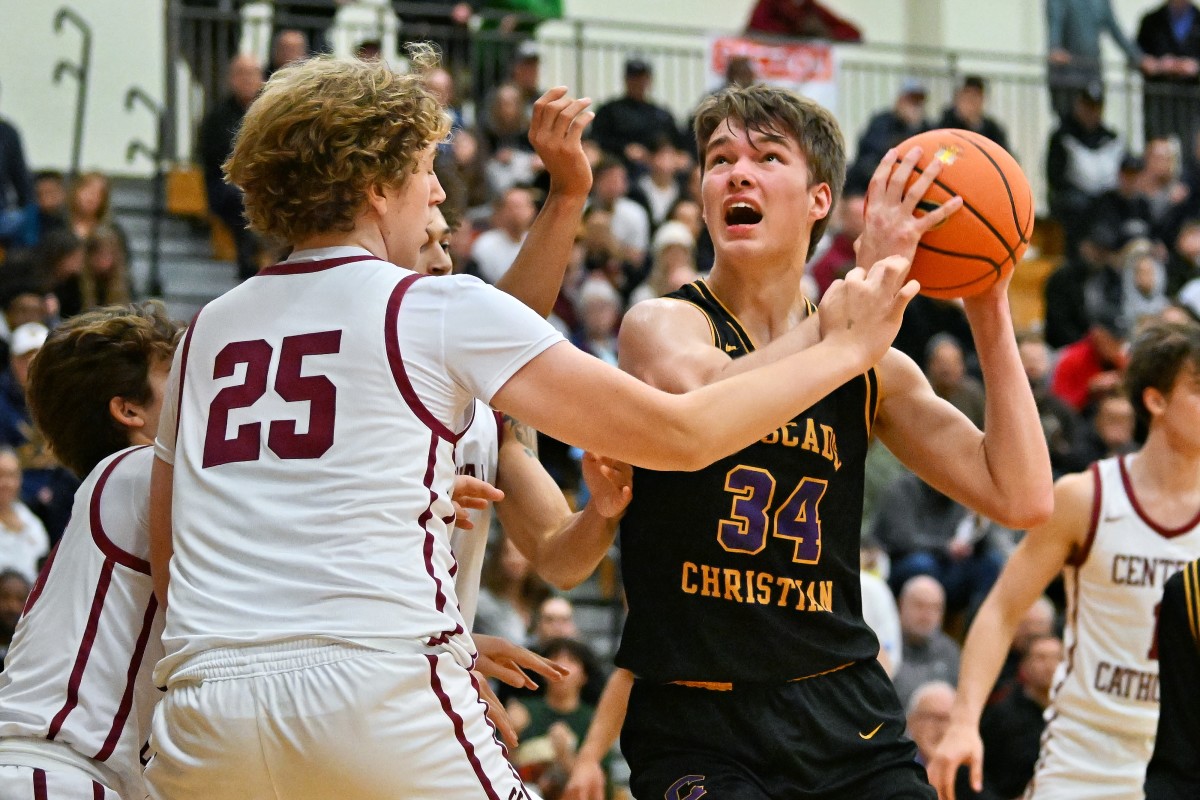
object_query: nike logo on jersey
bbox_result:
[858,722,884,740]
[724,344,738,352]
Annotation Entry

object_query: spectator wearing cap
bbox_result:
[849,79,932,190]
[1046,82,1125,258]
[1043,223,1124,349]
[937,75,1010,152]
[1050,309,1130,413]
[629,220,699,306]
[744,0,863,42]
[592,59,684,168]
[0,323,46,452]
[1087,153,1155,252]
[1046,0,1142,119]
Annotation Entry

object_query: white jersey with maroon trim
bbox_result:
[451,401,501,630]
[1052,455,1200,737]
[155,246,563,681]
[0,446,160,799]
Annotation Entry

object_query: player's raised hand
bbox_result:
[818,255,919,367]
[474,633,570,690]
[856,146,963,269]
[927,722,984,800]
[529,86,595,199]
[581,452,633,520]
[450,475,504,530]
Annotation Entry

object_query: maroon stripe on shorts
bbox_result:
[32,769,46,800]
[93,781,105,799]
[426,654,503,800]
[46,560,116,740]
[94,592,159,761]
[89,447,152,574]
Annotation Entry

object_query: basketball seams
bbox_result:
[911,163,1016,272]
[914,243,1010,291]
[947,130,1027,248]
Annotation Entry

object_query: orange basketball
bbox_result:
[892,128,1034,299]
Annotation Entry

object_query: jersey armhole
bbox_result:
[667,298,718,347]
[1183,560,1200,648]
[864,367,880,438]
[1066,462,1102,568]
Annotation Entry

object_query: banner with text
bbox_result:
[708,36,838,109]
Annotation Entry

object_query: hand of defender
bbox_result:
[450,475,504,530]
[581,452,633,520]
[529,87,595,200]
[473,670,520,748]
[563,755,607,800]
[856,146,963,268]
[473,633,569,690]
[927,722,984,800]
[818,256,920,367]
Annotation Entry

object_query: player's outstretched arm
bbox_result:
[493,256,918,471]
[149,456,174,607]
[494,415,631,589]
[873,275,1054,529]
[563,667,634,800]
[928,471,1091,800]
[494,87,593,318]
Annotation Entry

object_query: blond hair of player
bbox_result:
[146,54,922,800]
[930,320,1200,800]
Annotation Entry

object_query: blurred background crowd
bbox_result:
[2,1,1200,798]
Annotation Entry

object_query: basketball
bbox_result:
[892,128,1034,299]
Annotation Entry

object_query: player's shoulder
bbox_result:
[90,445,154,498]
[620,295,715,346]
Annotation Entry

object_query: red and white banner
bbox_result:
[708,36,838,108]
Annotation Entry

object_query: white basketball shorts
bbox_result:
[1025,712,1154,800]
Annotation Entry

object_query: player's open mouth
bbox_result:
[724,202,763,226]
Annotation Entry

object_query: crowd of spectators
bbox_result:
[3,2,1200,797]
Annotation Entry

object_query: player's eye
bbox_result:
[762,153,781,163]
[439,239,451,252]
[708,155,728,168]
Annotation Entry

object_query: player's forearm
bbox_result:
[495,191,587,318]
[952,591,1021,726]
[576,667,633,763]
[965,295,1054,528]
[536,504,620,590]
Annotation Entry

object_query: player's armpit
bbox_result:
[148,457,174,607]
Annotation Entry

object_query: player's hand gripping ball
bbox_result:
[895,128,1034,299]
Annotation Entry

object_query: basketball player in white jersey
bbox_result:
[930,320,1200,800]
[145,53,921,800]
[0,303,181,799]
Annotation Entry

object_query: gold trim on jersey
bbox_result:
[694,280,756,351]
[669,296,719,347]
[1185,560,1200,645]
[667,660,854,691]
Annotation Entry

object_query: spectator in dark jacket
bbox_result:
[938,75,1010,152]
[1042,224,1124,349]
[1137,1,1200,157]
[591,59,682,168]
[0,117,32,250]
[849,79,931,189]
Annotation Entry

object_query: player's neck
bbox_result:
[706,258,811,342]
[1129,432,1200,497]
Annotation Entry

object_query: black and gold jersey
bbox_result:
[615,279,881,683]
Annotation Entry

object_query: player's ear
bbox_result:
[809,182,832,222]
[108,396,147,432]
[365,181,388,219]
[1143,386,1167,418]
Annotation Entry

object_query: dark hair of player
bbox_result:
[27,302,183,477]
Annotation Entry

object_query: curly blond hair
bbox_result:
[225,49,451,243]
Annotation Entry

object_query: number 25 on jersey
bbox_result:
[203,331,342,468]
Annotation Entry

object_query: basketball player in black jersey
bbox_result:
[611,84,1054,799]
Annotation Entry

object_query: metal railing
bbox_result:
[52,6,92,182]
[162,2,1200,212]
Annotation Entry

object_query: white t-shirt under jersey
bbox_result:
[0,446,161,799]
[154,247,563,680]
[1052,455,1200,737]
[451,400,502,630]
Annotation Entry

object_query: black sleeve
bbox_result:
[1046,130,1067,194]
[1145,564,1200,800]
[1,123,32,208]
